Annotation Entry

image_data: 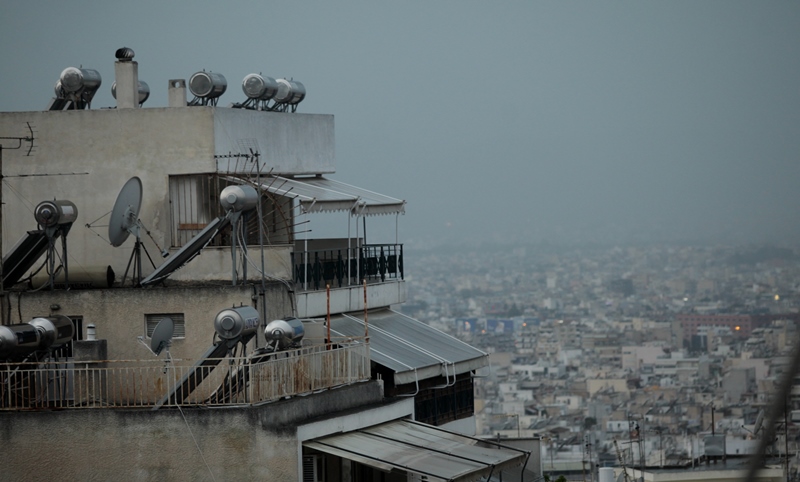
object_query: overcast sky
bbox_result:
[2,1,799,248]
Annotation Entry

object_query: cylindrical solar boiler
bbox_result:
[189,71,227,99]
[0,324,42,359]
[34,200,78,228]
[0,315,74,360]
[273,79,305,105]
[242,74,279,101]
[214,306,259,340]
[264,317,305,349]
[59,67,102,95]
[29,315,75,349]
[219,185,258,213]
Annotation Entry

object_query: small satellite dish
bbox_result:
[150,317,174,356]
[109,177,142,247]
[754,410,765,434]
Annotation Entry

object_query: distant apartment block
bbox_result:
[678,313,800,343]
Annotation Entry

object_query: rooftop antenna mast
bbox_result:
[0,122,36,324]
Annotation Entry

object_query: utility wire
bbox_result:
[177,404,218,482]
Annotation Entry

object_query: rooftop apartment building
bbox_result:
[0,50,527,481]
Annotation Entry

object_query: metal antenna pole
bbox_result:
[255,150,266,349]
[1,143,4,323]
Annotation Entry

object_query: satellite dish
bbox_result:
[109,177,142,247]
[150,317,174,356]
[754,410,765,434]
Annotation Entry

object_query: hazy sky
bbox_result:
[2,1,799,248]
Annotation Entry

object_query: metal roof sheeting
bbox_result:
[329,309,488,385]
[304,419,528,482]
[259,176,405,216]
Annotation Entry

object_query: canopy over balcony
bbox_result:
[258,176,406,216]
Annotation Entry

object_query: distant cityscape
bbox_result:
[399,242,800,479]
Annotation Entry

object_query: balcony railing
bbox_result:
[0,340,369,411]
[292,243,403,291]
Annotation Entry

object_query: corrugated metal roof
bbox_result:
[304,419,528,482]
[329,309,488,385]
[258,176,405,216]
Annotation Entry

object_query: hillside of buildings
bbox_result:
[399,242,800,476]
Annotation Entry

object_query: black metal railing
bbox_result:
[291,244,403,291]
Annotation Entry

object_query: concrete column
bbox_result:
[114,60,139,109]
[73,339,108,406]
[168,79,187,107]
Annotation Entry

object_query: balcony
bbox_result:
[0,340,369,411]
[292,242,403,291]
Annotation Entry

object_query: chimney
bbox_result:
[114,47,139,109]
[168,79,187,107]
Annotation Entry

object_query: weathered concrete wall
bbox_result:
[8,283,293,360]
[170,245,292,282]
[0,381,385,482]
[295,280,407,318]
[0,107,333,282]
[213,109,335,175]
[0,108,215,276]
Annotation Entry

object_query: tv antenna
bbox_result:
[108,177,155,286]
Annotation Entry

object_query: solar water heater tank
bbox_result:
[214,306,259,341]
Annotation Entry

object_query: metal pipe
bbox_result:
[363,278,368,340]
[326,284,331,350]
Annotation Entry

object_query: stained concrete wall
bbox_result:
[0,107,333,282]
[296,280,407,319]
[1,380,386,482]
[212,108,334,175]
[7,283,293,360]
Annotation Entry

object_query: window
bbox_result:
[302,454,325,482]
[168,174,294,248]
[145,313,186,339]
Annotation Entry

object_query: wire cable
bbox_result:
[177,404,218,482]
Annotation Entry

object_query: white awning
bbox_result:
[304,419,528,482]
[259,176,405,216]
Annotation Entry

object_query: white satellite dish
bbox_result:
[754,410,765,435]
[108,177,145,286]
[150,317,174,356]
[108,177,142,247]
